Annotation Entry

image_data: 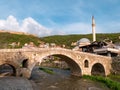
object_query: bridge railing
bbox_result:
[0,47,71,52]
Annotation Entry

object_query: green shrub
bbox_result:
[39,67,54,74]
[83,75,120,90]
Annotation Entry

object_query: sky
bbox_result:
[0,0,120,37]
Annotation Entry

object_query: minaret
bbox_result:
[92,16,96,41]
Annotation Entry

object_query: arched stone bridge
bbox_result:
[0,48,112,78]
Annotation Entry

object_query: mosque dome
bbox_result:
[77,38,90,47]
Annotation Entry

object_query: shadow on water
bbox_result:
[30,66,110,90]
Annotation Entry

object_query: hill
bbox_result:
[0,32,41,48]
[41,33,120,48]
[0,32,119,49]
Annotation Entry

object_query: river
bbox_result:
[30,66,110,90]
[0,66,110,90]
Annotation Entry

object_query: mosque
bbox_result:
[73,16,120,57]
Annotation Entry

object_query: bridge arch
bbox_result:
[91,63,105,76]
[30,53,82,77]
[0,63,16,76]
[53,54,82,76]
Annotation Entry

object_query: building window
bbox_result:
[84,60,89,68]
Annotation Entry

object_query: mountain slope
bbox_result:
[0,32,41,48]
[41,33,120,48]
[0,32,119,49]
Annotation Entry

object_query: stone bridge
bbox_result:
[0,48,112,78]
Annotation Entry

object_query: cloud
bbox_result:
[21,17,51,36]
[0,15,92,37]
[0,15,20,31]
[0,15,119,38]
[0,15,52,37]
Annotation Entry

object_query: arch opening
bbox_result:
[0,64,16,76]
[91,63,105,76]
[22,59,28,68]
[31,54,82,78]
[84,60,89,68]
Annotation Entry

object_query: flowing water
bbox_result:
[30,67,110,90]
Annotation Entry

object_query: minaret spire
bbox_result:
[92,16,96,41]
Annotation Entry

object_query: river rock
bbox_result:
[0,77,37,90]
[88,87,102,90]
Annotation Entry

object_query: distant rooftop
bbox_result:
[77,38,91,47]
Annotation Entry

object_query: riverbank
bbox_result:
[108,74,120,82]
[83,75,120,90]
[39,67,120,90]
[0,77,37,90]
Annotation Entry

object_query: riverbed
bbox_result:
[0,67,110,90]
[30,67,110,90]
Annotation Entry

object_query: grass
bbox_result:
[108,74,120,82]
[39,67,55,74]
[83,75,120,90]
